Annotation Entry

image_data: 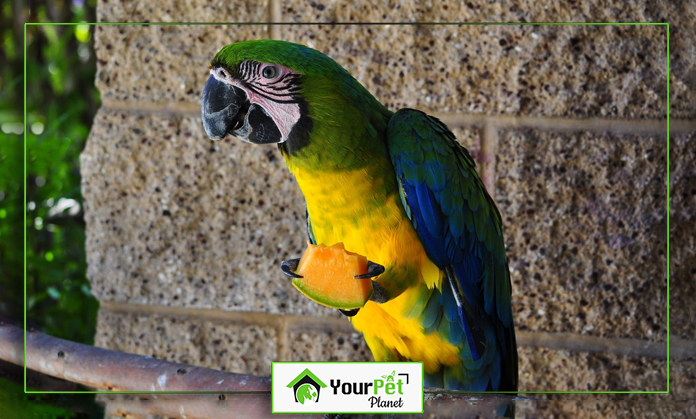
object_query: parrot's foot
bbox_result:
[339,308,360,317]
[280,258,385,281]
[369,281,389,304]
[355,261,385,279]
[280,258,303,278]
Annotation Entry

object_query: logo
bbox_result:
[286,368,328,405]
[272,362,423,414]
[330,369,411,408]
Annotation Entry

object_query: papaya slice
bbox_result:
[292,242,373,310]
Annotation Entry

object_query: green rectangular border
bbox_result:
[271,361,424,414]
[23,22,670,395]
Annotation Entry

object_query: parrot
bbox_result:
[201,40,518,393]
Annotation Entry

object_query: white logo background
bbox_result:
[272,362,424,414]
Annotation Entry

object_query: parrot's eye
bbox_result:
[262,65,278,79]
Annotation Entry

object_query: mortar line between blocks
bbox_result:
[516,331,675,359]
[99,300,355,334]
[276,317,289,362]
[100,99,696,135]
[480,122,497,196]
[438,113,694,135]
[98,301,694,359]
[268,0,282,40]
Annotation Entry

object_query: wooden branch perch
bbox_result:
[0,320,270,392]
[98,393,322,419]
[98,392,514,419]
[0,320,517,418]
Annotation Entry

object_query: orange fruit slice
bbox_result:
[292,242,373,310]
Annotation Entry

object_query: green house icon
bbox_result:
[286,368,328,404]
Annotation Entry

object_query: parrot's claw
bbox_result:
[369,281,389,304]
[339,308,360,317]
[354,261,385,279]
[280,258,303,279]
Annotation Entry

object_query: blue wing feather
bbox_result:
[400,180,449,267]
[387,109,517,392]
[414,182,444,238]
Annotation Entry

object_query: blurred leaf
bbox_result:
[75,24,90,43]
[47,289,59,304]
[2,29,15,60]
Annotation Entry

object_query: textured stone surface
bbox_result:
[451,126,482,159]
[516,359,691,418]
[95,24,267,103]
[279,24,666,119]
[282,1,693,119]
[518,396,690,419]
[669,132,696,341]
[497,130,667,340]
[81,109,339,317]
[94,1,693,119]
[98,393,693,419]
[518,346,666,391]
[656,2,696,119]
[94,308,277,376]
[280,0,693,118]
[411,24,666,119]
[671,358,696,401]
[287,328,373,362]
[97,0,269,22]
[278,0,675,24]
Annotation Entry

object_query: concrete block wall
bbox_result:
[81,0,696,410]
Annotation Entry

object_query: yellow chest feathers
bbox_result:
[290,166,441,290]
[290,166,455,372]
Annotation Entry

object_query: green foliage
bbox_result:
[0,378,75,419]
[0,0,100,344]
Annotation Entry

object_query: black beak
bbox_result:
[201,74,247,141]
[201,72,283,144]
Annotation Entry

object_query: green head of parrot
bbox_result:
[200,40,391,162]
[201,40,339,147]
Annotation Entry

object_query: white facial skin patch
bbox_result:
[211,64,302,142]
